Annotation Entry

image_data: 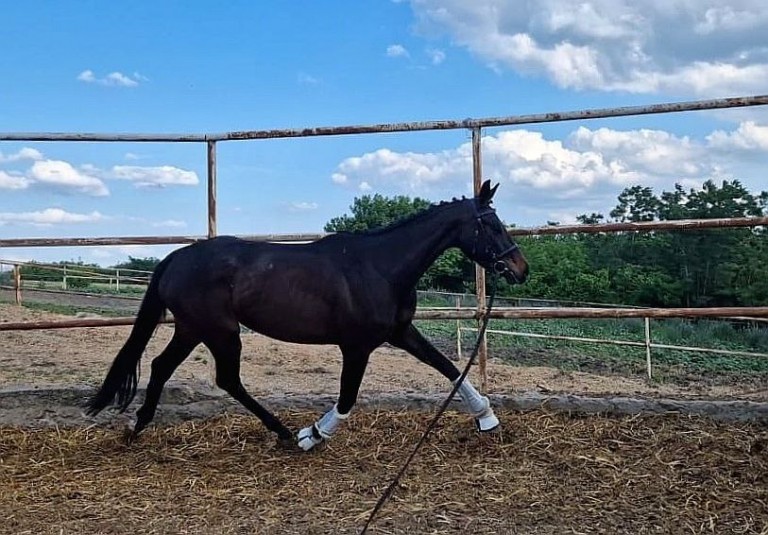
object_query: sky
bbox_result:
[1,0,768,266]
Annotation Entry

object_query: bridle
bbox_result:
[472,203,520,281]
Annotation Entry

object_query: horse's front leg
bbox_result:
[389,324,500,432]
[297,347,370,451]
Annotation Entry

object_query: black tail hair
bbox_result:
[86,257,172,415]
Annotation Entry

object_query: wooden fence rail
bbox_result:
[1,216,766,249]
[3,306,768,332]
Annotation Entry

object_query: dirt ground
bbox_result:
[2,304,768,534]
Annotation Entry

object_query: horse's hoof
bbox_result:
[480,423,502,435]
[276,436,301,452]
[122,425,139,445]
[475,412,501,433]
[297,425,325,452]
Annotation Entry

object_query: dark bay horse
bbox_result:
[87,180,528,450]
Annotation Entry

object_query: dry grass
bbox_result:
[1,409,767,534]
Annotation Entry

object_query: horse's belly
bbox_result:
[238,303,339,345]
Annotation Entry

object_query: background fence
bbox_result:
[3,94,768,388]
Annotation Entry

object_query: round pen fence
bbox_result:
[2,94,768,389]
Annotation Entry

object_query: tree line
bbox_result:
[325,180,768,307]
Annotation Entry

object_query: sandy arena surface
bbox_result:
[2,303,768,534]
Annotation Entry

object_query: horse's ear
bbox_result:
[477,180,499,206]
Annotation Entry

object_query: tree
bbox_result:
[585,179,767,307]
[610,185,660,222]
[325,194,472,291]
[112,257,161,272]
[324,194,432,232]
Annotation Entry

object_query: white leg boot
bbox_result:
[454,378,500,432]
[297,404,349,451]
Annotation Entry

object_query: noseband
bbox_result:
[472,204,520,281]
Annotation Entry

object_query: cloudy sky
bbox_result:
[1,1,768,265]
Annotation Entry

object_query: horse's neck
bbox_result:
[366,206,464,289]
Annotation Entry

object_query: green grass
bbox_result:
[25,280,147,296]
[415,316,768,385]
[18,301,138,318]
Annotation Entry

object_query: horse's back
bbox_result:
[156,236,383,344]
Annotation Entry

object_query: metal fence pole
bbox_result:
[207,140,218,239]
[645,317,652,381]
[472,126,488,392]
[456,296,463,360]
[13,264,21,305]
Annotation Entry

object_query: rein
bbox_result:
[359,271,500,534]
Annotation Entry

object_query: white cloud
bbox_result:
[124,152,144,161]
[0,171,31,190]
[77,69,143,87]
[426,48,446,65]
[331,120,768,222]
[407,0,768,96]
[297,72,320,86]
[110,165,199,188]
[0,208,103,226]
[151,219,187,228]
[386,44,410,58]
[706,121,768,150]
[28,160,109,196]
[0,148,43,163]
[289,201,319,212]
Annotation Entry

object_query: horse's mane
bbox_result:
[336,197,471,237]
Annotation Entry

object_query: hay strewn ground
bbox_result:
[1,409,766,534]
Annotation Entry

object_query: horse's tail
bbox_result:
[86,256,173,416]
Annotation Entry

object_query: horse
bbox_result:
[87,180,529,450]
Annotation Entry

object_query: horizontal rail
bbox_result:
[2,95,766,142]
[509,216,768,237]
[0,317,174,331]
[0,259,154,276]
[415,306,768,320]
[4,306,768,331]
[463,328,768,359]
[1,216,766,249]
[0,285,144,301]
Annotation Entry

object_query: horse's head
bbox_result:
[457,180,529,285]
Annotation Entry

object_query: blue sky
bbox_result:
[2,1,768,266]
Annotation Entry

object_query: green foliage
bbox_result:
[505,236,613,302]
[112,256,160,272]
[324,194,432,232]
[324,179,768,308]
[324,193,472,292]
[575,178,768,308]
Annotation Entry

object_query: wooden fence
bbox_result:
[3,93,768,388]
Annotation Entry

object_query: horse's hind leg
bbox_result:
[205,331,293,442]
[130,325,199,439]
[298,346,370,451]
[389,323,500,432]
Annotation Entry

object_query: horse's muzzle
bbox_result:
[495,255,529,285]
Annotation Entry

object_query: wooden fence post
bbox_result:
[645,317,653,381]
[13,264,22,305]
[207,140,218,239]
[456,296,462,360]
[472,126,488,392]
